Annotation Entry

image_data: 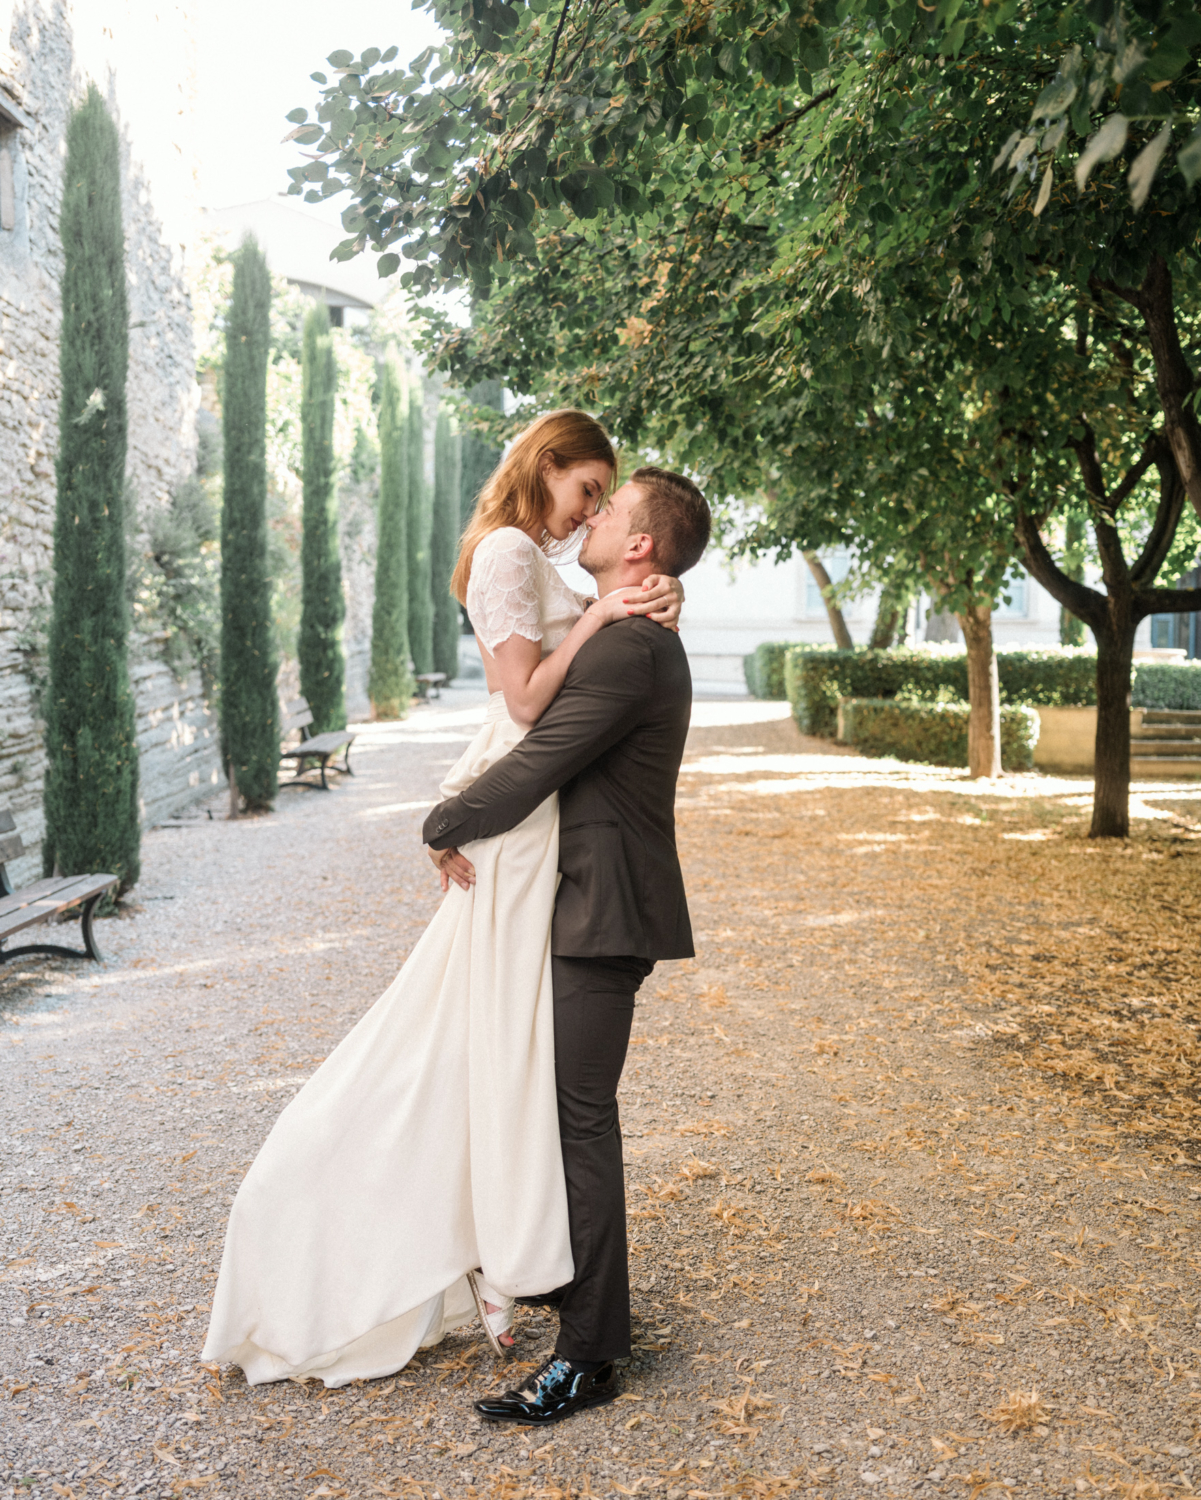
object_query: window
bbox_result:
[994,569,1028,618]
[1151,615,1178,649]
[0,131,13,233]
[804,552,850,616]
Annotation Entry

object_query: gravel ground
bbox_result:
[2,694,1200,1500]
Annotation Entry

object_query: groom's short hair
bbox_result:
[628,467,711,577]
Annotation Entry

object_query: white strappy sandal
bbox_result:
[467,1268,516,1358]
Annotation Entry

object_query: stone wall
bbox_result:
[0,0,209,881]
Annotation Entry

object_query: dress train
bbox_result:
[202,695,574,1386]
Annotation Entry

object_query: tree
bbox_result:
[458,380,504,531]
[221,237,278,813]
[431,405,461,681]
[299,302,346,733]
[368,351,415,717]
[43,84,140,892]
[407,375,434,676]
[293,1,1201,830]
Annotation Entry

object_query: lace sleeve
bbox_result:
[467,529,544,653]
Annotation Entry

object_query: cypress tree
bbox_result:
[220,236,278,812]
[431,406,462,681]
[368,352,415,717]
[43,84,140,892]
[299,302,345,732]
[458,379,504,529]
[407,376,434,674]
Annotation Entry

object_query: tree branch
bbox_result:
[1013,507,1105,628]
[1137,253,1201,523]
[1133,584,1201,621]
[748,86,838,156]
[1131,438,1184,588]
[1109,435,1161,514]
[1070,421,1131,595]
[540,0,573,92]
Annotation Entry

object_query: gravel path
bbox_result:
[2,696,1200,1500]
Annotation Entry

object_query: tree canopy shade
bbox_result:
[294,0,1201,830]
[369,351,416,717]
[299,302,346,734]
[221,237,278,813]
[43,84,140,893]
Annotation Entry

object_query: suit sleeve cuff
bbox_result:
[423,801,456,848]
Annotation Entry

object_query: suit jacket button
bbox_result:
[437,819,449,832]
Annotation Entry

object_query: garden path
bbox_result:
[2,696,1201,1500]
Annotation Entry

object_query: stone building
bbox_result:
[0,0,217,887]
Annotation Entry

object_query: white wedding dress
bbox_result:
[203,528,591,1387]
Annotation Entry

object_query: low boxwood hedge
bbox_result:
[1131,660,1201,710]
[838,697,1040,771]
[742,642,793,700]
[786,645,1097,737]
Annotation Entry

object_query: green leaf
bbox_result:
[286,107,308,124]
[328,49,354,68]
[1033,163,1054,216]
[1128,122,1171,209]
[381,46,399,62]
[310,71,328,84]
[1177,124,1201,189]
[377,252,401,277]
[991,129,1021,173]
[362,47,381,68]
[1075,112,1128,191]
[1030,52,1079,120]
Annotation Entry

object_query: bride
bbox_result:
[202,409,683,1387]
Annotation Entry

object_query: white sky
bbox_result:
[194,1,446,217]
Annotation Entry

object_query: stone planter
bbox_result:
[1031,706,1097,774]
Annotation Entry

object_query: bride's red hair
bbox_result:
[450,409,616,604]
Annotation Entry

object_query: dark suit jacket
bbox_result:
[423,617,694,961]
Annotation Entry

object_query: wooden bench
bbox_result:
[0,810,118,966]
[415,671,446,701]
[279,697,356,791]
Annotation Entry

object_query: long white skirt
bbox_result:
[201,694,574,1386]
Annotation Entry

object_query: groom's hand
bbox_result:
[427,844,476,892]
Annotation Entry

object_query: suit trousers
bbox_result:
[550,953,653,1363]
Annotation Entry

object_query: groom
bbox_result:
[423,466,710,1424]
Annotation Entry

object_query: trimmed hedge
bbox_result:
[786,646,1097,737]
[838,698,1040,772]
[1131,660,1201,710]
[743,641,800,699]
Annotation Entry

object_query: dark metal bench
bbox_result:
[415,671,447,701]
[0,810,117,966]
[279,697,357,791]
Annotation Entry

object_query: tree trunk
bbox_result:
[957,604,1001,779]
[228,761,240,821]
[870,575,910,649]
[1059,512,1087,646]
[803,550,853,649]
[1091,620,1135,839]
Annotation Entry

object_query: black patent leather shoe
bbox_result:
[514,1288,565,1310]
[473,1356,619,1425]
